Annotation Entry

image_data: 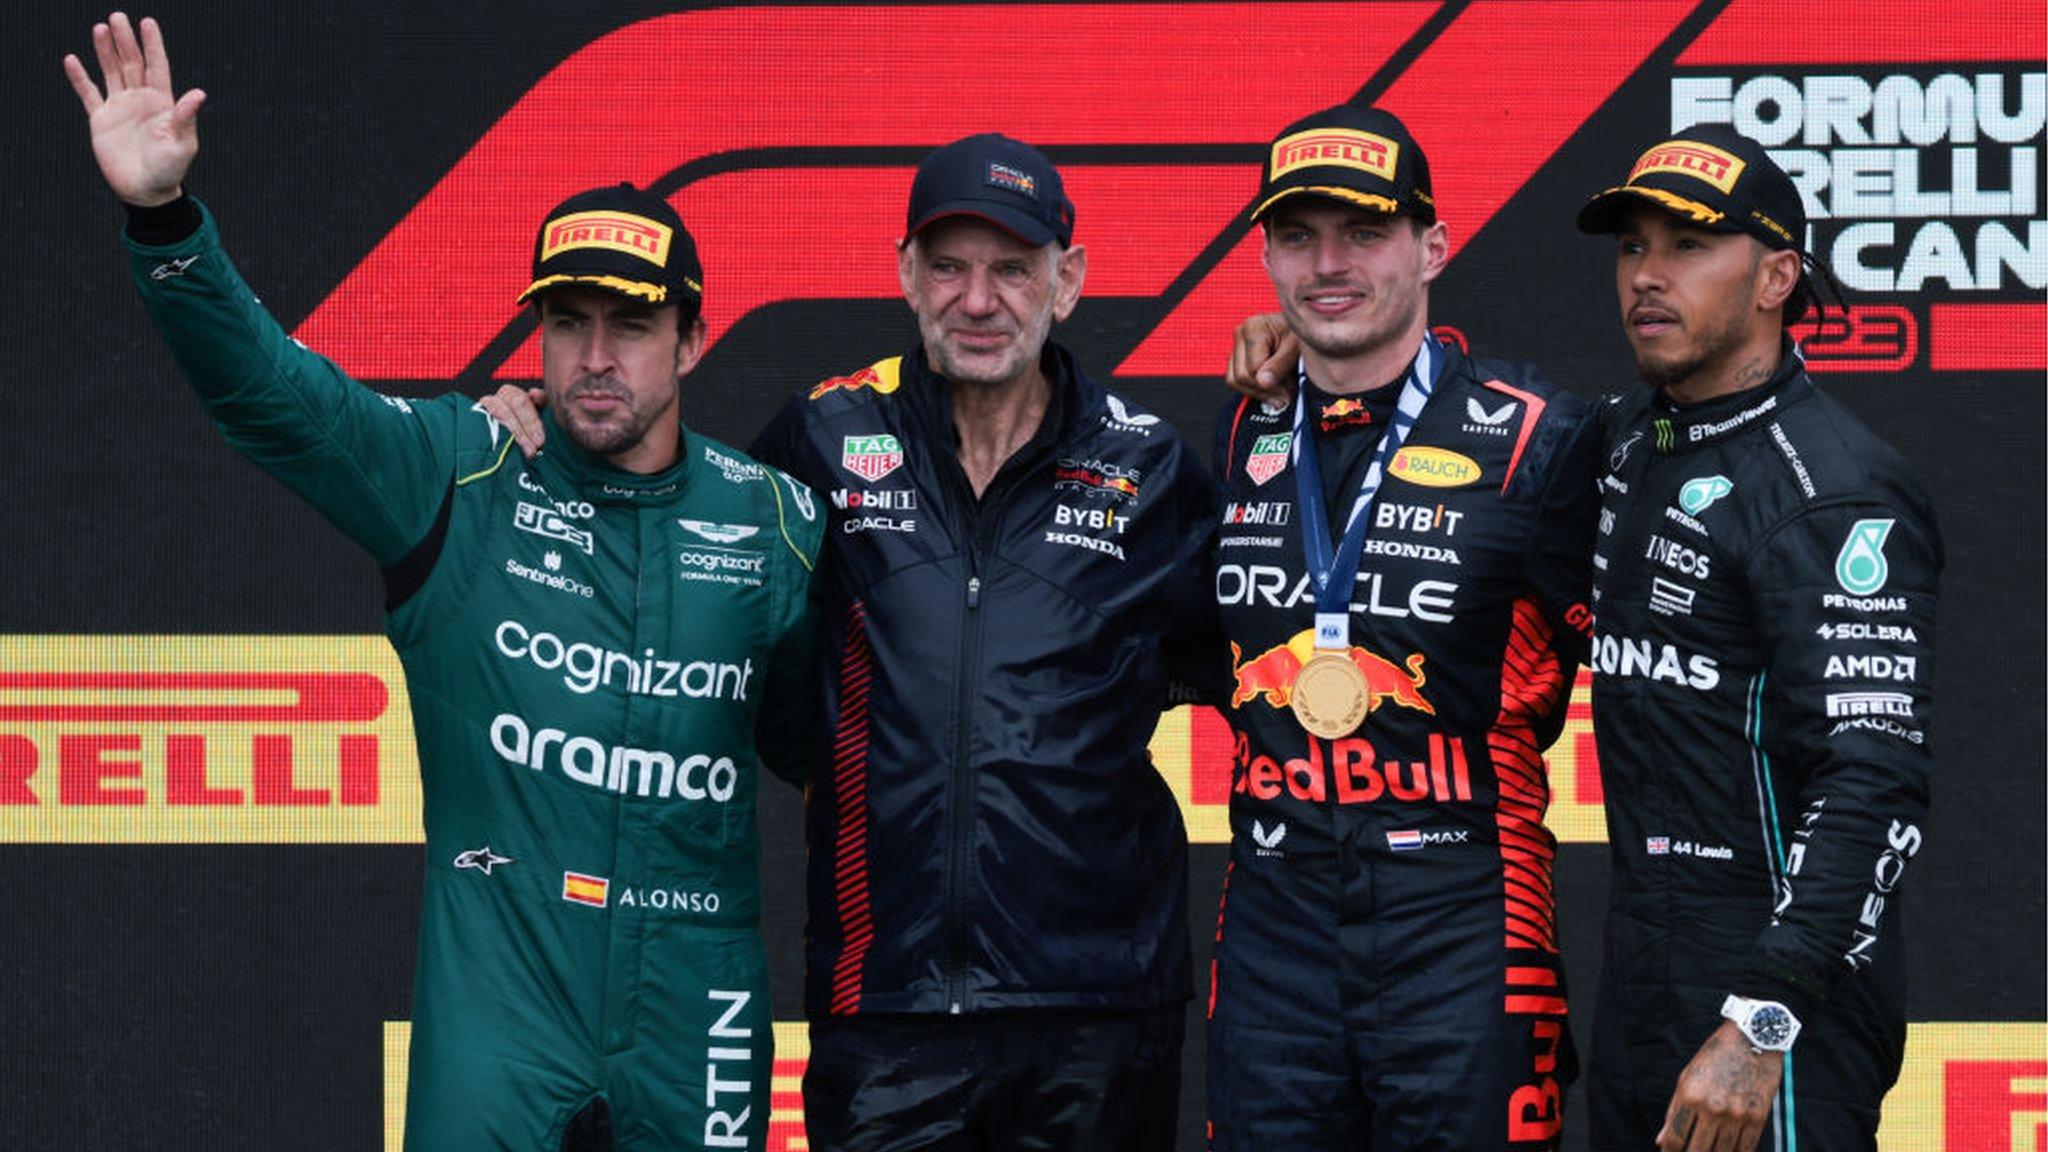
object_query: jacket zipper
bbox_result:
[941,461,1034,1013]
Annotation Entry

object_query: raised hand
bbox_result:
[63,13,205,207]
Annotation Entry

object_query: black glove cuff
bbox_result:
[123,194,203,246]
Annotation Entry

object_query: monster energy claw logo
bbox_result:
[1835,519,1895,595]
[1653,418,1676,454]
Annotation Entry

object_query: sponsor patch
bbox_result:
[514,502,594,554]
[1679,475,1734,514]
[1816,621,1918,643]
[679,545,768,588]
[841,434,904,482]
[454,846,512,875]
[985,161,1037,197]
[1104,395,1159,433]
[1467,396,1515,426]
[1825,691,1914,718]
[1629,141,1746,194]
[831,488,918,511]
[1224,501,1292,527]
[677,520,760,544]
[1835,519,1895,595]
[703,445,765,483]
[149,254,201,281]
[1052,458,1141,502]
[841,514,917,534]
[1270,127,1399,181]
[1320,397,1373,431]
[1649,576,1697,617]
[1245,433,1293,486]
[1252,820,1286,857]
[1045,531,1127,561]
[1609,430,1644,471]
[540,210,673,264]
[1389,446,1481,488]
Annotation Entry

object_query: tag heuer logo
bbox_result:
[842,434,904,482]
[1245,433,1292,486]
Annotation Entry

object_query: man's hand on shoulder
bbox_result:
[478,385,550,459]
[1656,1020,1782,1152]
[64,13,205,208]
[1226,312,1299,406]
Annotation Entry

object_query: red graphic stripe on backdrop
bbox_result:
[1117,0,1699,376]
[297,3,1441,379]
[492,165,1254,378]
[1678,0,2041,64]
[1929,303,2048,371]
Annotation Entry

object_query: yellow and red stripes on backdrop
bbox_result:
[379,1020,2046,1151]
[0,635,1605,845]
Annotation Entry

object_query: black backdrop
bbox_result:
[7,3,2042,1149]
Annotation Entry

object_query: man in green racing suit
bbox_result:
[67,15,823,1150]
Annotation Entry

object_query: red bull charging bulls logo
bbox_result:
[1229,629,1435,718]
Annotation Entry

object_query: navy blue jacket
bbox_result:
[752,342,1220,1016]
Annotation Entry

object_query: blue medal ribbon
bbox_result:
[1291,336,1442,651]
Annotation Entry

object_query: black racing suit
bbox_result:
[1586,348,1941,1151]
[1207,338,1600,1151]
[749,343,1221,1150]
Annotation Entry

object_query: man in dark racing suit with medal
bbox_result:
[1206,104,1602,1150]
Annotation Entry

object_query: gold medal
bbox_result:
[1290,651,1370,739]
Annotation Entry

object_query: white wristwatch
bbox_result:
[1721,994,1801,1052]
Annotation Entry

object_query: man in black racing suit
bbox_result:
[1576,125,1941,1152]
[1207,104,1600,1151]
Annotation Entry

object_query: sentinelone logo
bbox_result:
[0,636,421,843]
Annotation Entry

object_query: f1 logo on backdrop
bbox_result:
[296,0,2043,386]
[299,0,1704,381]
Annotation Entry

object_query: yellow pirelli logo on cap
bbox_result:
[540,210,673,266]
[1629,141,1746,194]
[1271,128,1399,181]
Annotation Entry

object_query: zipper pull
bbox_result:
[965,576,981,608]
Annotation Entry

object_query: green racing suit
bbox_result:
[127,202,824,1151]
